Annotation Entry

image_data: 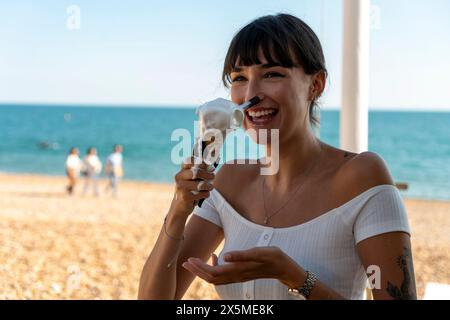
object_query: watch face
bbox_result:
[287,289,306,300]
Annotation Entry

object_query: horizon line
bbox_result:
[1,102,450,113]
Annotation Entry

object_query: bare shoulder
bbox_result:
[335,151,395,197]
[345,151,394,186]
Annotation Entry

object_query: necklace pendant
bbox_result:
[263,217,268,224]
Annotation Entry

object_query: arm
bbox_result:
[174,216,223,299]
[357,232,417,300]
[138,159,222,300]
[138,213,223,299]
[349,152,416,299]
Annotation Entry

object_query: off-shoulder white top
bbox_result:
[193,184,411,300]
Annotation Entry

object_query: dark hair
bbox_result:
[222,13,327,127]
[87,147,95,154]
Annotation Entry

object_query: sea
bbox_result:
[0,104,449,201]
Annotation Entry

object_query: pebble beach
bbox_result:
[1,172,449,300]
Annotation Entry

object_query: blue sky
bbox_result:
[1,0,449,110]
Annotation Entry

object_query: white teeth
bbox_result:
[248,109,276,118]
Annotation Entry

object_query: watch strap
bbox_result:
[289,271,317,299]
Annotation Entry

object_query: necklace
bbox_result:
[262,143,323,225]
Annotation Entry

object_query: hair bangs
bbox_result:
[222,23,296,87]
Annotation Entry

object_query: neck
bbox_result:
[263,127,322,193]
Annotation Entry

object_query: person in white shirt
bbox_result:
[65,147,82,195]
[138,14,416,300]
[105,144,123,196]
[82,147,102,196]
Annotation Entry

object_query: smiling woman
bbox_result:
[138,13,417,300]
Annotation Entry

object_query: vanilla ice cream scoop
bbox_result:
[196,95,263,137]
[196,98,235,138]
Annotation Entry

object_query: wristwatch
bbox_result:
[287,271,317,300]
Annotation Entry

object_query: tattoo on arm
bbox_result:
[386,247,417,300]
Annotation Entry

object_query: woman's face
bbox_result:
[230,51,314,145]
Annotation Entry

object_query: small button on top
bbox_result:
[264,234,269,240]
[245,293,251,299]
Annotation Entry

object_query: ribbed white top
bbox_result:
[193,184,411,300]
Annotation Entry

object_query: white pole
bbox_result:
[341,0,370,153]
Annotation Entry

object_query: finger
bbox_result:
[185,259,230,285]
[177,180,214,192]
[190,166,215,181]
[223,248,266,262]
[191,191,211,201]
[182,262,208,280]
[176,190,210,203]
[176,167,215,182]
[182,261,213,282]
[188,259,264,285]
[187,258,220,277]
[187,258,241,279]
[181,157,209,170]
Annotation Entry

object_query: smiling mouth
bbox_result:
[245,107,279,125]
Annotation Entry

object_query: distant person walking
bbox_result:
[65,147,82,195]
[82,147,102,196]
[105,144,124,196]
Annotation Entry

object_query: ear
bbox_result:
[309,71,326,101]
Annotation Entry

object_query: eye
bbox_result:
[231,75,247,83]
[264,72,284,79]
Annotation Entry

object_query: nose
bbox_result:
[244,78,264,104]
